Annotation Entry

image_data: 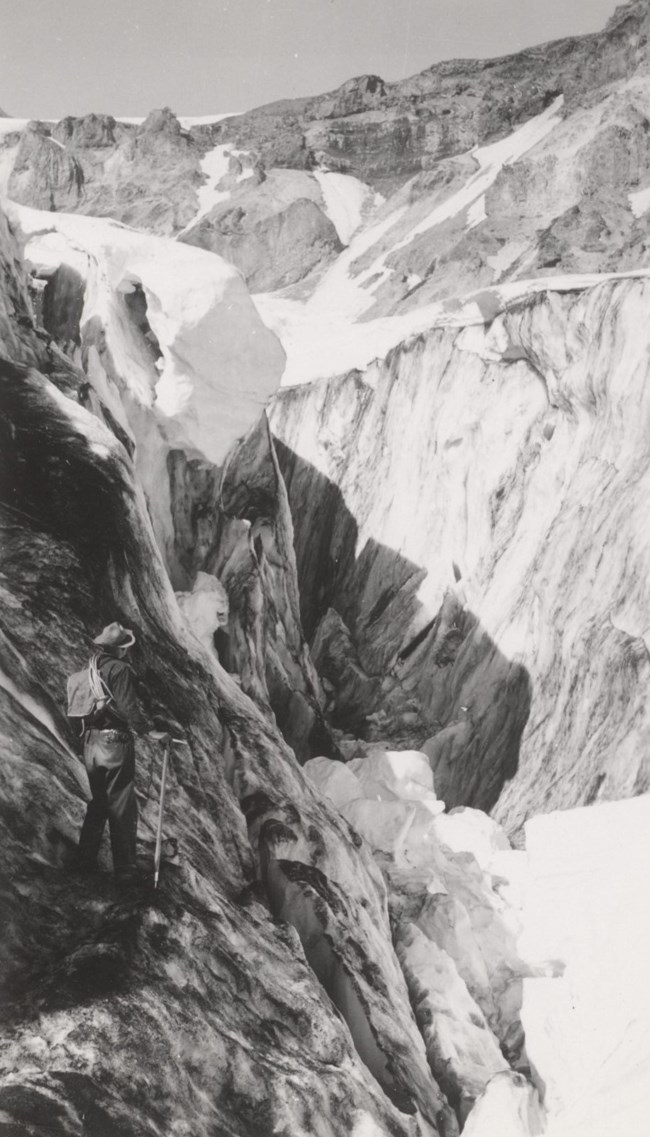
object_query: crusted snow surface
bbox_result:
[8,201,284,467]
[313,170,382,245]
[256,264,650,388]
[518,795,650,1137]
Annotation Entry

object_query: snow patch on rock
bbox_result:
[357,98,564,285]
[190,143,255,227]
[314,170,382,245]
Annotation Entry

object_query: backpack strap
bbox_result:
[89,654,113,706]
[81,655,114,734]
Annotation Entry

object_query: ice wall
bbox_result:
[271,277,650,827]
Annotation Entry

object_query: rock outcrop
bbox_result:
[212,1,650,194]
[8,109,203,235]
[180,168,343,291]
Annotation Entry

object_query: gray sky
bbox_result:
[1,0,622,119]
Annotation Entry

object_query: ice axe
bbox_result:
[150,732,187,889]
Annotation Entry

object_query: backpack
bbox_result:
[67,654,114,732]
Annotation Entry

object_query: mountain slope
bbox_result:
[3,8,650,1136]
[3,2,650,297]
[0,202,459,1137]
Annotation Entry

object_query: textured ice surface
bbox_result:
[307,753,650,1137]
[10,201,285,467]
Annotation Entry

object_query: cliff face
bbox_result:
[5,1,650,300]
[270,277,650,831]
[8,198,337,763]
[0,203,462,1137]
[7,109,203,235]
[212,0,650,194]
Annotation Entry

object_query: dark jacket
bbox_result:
[90,650,151,734]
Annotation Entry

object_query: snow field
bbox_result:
[256,264,650,388]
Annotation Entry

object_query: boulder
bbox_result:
[181,169,343,291]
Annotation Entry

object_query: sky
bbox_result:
[0,0,623,119]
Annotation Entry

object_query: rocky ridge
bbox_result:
[205,0,650,194]
[3,2,650,298]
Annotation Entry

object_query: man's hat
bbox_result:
[93,622,136,649]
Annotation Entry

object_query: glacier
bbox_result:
[2,4,650,1135]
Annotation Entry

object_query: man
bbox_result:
[74,622,162,883]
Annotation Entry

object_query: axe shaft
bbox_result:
[153,738,171,889]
